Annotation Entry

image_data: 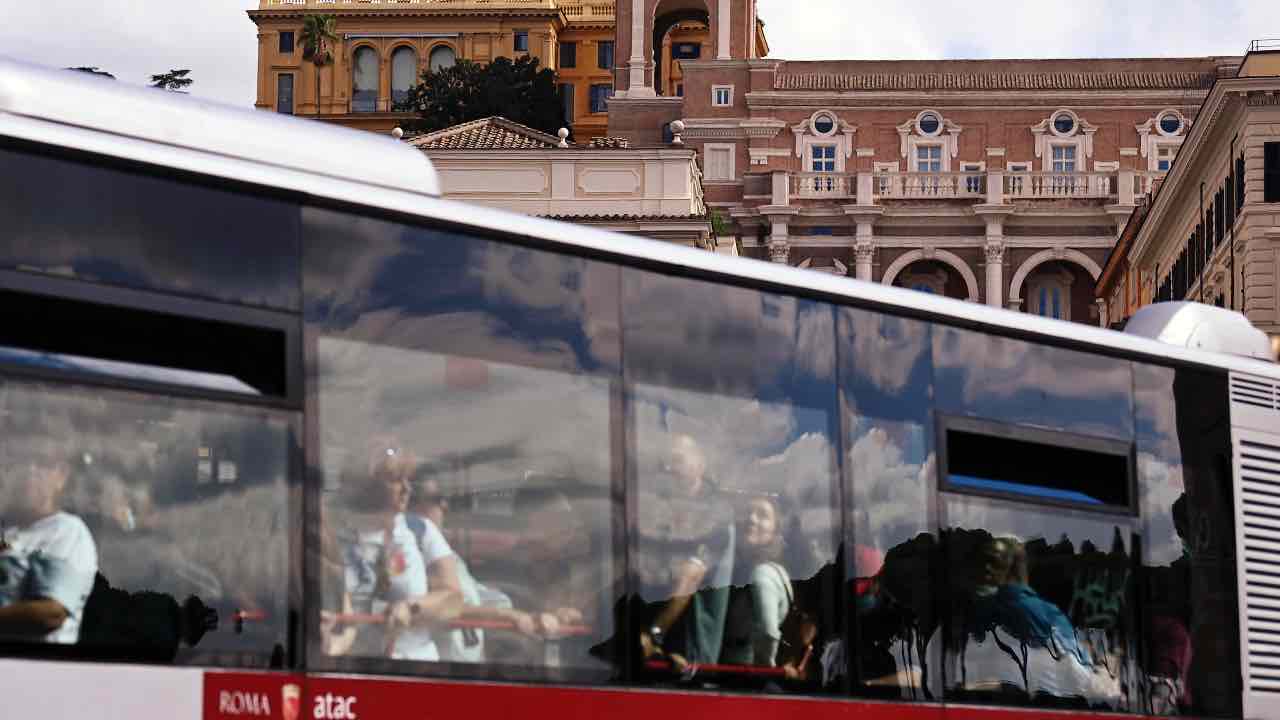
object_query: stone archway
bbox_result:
[881,249,980,302]
[1008,249,1102,306]
[652,0,710,96]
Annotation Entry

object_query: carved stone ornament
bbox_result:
[768,240,791,264]
[984,243,1005,264]
[854,243,876,264]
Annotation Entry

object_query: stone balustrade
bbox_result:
[780,168,1146,206]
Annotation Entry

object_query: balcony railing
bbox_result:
[773,169,1152,207]
[1004,171,1115,199]
[876,171,986,199]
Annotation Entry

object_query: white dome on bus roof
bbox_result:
[1125,302,1273,361]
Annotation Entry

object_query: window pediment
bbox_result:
[1032,109,1097,170]
[897,111,962,169]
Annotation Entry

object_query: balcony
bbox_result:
[779,169,1151,206]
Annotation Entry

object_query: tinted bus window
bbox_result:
[622,270,840,694]
[302,207,622,682]
[1134,364,1240,717]
[932,329,1139,711]
[0,378,295,666]
[0,146,301,312]
[838,308,939,700]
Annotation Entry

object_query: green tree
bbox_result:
[299,14,338,117]
[150,69,193,92]
[67,66,114,79]
[399,56,565,135]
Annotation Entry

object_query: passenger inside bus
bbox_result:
[0,436,97,645]
[721,494,797,670]
[636,433,735,672]
[321,441,462,660]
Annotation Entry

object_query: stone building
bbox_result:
[1097,42,1280,356]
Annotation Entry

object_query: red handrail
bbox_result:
[644,659,789,678]
[236,610,593,637]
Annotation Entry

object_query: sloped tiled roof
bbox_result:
[407,117,565,150]
[588,136,631,149]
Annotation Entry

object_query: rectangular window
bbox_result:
[675,83,684,97]
[705,145,733,180]
[1052,145,1077,172]
[558,83,575,125]
[1266,142,1280,203]
[941,416,1134,512]
[915,145,942,172]
[1156,145,1175,172]
[276,73,294,115]
[279,31,294,54]
[671,42,701,59]
[559,41,576,68]
[513,30,529,53]
[811,144,836,172]
[597,40,614,70]
[711,86,733,107]
[588,83,611,113]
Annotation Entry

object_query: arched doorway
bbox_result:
[1008,249,1103,325]
[652,0,709,96]
[890,260,971,301]
[881,249,980,302]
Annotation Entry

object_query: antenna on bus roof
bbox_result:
[1124,302,1274,361]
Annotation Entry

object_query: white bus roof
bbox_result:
[0,57,440,196]
[0,56,1274,381]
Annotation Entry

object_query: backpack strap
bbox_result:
[764,561,793,605]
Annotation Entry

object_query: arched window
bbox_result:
[352,46,379,113]
[390,47,417,109]
[429,45,456,73]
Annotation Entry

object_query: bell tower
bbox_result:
[613,0,759,98]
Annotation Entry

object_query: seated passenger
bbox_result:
[321,441,462,660]
[635,433,735,672]
[0,438,98,644]
[721,494,792,668]
[408,474,534,663]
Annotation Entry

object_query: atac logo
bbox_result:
[313,693,358,720]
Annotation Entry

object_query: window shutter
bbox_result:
[1265,142,1280,203]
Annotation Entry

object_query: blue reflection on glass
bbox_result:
[949,474,1104,505]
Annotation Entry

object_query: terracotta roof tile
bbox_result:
[407,117,566,150]
[775,71,1217,92]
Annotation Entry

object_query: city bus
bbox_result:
[2,57,1279,720]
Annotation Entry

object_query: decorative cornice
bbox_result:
[773,71,1216,92]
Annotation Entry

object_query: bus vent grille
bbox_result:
[1240,436,1280,694]
[1232,375,1280,411]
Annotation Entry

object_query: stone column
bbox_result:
[984,243,1005,308]
[855,241,875,281]
[768,219,790,264]
[624,0,653,97]
[717,0,732,59]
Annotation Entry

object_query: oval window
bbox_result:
[918,112,940,135]
[1053,112,1076,135]
[814,114,835,135]
[1159,113,1181,135]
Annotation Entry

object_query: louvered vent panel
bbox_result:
[1241,437,1280,694]
[1233,375,1280,411]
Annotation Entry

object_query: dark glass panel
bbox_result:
[932,326,1134,441]
[302,207,621,683]
[623,269,840,694]
[1134,364,1240,717]
[0,378,295,666]
[0,147,301,311]
[838,308,939,700]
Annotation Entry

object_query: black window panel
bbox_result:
[0,377,297,668]
[1227,175,1236,226]
[0,146,301,312]
[302,205,623,684]
[589,84,611,113]
[558,83,575,126]
[559,41,576,68]
[0,288,289,399]
[940,420,1133,513]
[514,31,529,52]
[1134,364,1240,717]
[1215,190,1226,245]
[1238,155,1247,208]
[1265,142,1280,203]
[839,308,939,699]
[672,43,701,59]
[277,73,294,115]
[279,31,294,53]
[597,41,614,70]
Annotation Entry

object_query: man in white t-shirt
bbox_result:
[0,441,98,644]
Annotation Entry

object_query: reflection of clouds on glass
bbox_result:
[843,309,930,396]
[317,338,612,494]
[1138,453,1185,565]
[632,382,836,578]
[933,326,1133,439]
[847,421,933,553]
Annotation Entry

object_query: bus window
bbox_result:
[0,378,295,667]
[622,269,840,694]
[838,308,939,700]
[1135,364,1240,718]
[302,207,622,682]
[0,146,301,312]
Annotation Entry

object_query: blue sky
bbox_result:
[2,0,1278,107]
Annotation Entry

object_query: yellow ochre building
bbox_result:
[247,0,754,140]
